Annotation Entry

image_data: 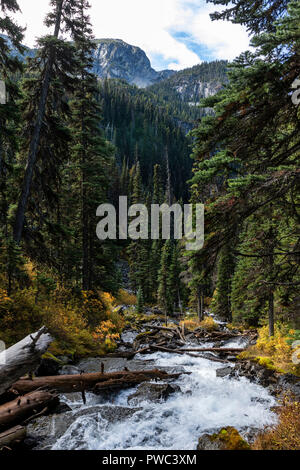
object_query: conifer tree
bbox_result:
[189,0,300,334]
[211,243,235,321]
[13,0,78,243]
[158,240,173,322]
[67,0,115,290]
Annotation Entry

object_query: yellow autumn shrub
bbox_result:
[93,319,120,351]
[252,400,300,450]
[0,288,45,345]
[116,289,137,306]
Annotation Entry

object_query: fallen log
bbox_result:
[179,348,245,353]
[0,426,26,449]
[94,370,180,393]
[143,325,178,333]
[10,369,180,395]
[0,327,53,397]
[150,345,241,360]
[0,391,58,431]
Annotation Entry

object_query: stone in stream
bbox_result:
[26,405,142,450]
[59,365,81,375]
[197,427,251,451]
[216,366,233,378]
[128,383,181,405]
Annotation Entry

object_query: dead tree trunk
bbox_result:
[0,328,53,397]
[0,426,26,449]
[10,369,180,395]
[0,391,57,431]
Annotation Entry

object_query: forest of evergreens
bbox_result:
[0,0,299,376]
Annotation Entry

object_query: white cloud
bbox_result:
[15,0,250,70]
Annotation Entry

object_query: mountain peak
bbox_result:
[92,39,175,88]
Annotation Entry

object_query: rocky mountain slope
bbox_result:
[92,39,174,87]
[2,34,227,97]
[148,60,228,104]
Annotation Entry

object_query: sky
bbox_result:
[15,0,251,71]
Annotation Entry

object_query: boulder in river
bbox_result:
[128,382,181,405]
[197,427,251,450]
[216,366,233,378]
[26,405,142,450]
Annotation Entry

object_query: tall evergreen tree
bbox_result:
[13,0,78,243]
[68,0,115,290]
[189,0,300,334]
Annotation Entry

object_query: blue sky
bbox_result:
[16,0,251,71]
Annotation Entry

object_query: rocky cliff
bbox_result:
[92,39,174,88]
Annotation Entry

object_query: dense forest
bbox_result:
[0,0,299,453]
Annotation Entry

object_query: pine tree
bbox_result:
[136,286,144,314]
[67,0,115,291]
[211,243,235,322]
[0,0,24,234]
[189,0,300,334]
[158,240,173,322]
[13,0,78,243]
[168,242,185,315]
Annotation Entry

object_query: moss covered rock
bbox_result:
[197,427,251,451]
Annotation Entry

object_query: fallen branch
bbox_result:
[0,328,53,397]
[11,369,181,395]
[0,391,58,431]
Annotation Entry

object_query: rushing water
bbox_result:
[51,344,277,451]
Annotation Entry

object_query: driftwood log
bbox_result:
[10,369,180,395]
[0,391,58,431]
[0,328,53,397]
[0,426,26,449]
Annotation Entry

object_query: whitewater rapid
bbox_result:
[51,346,277,450]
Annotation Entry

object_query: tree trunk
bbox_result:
[151,345,244,354]
[13,0,64,243]
[197,286,204,322]
[94,370,180,393]
[0,391,57,431]
[10,369,180,395]
[0,328,53,397]
[268,290,275,337]
[0,426,26,449]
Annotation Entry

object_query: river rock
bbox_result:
[76,357,155,373]
[197,427,251,450]
[59,365,81,375]
[128,383,181,405]
[275,373,300,399]
[216,366,232,378]
[229,360,277,386]
[26,405,141,450]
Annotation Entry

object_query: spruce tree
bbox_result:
[68,0,115,291]
[158,240,173,322]
[189,0,300,334]
[13,0,78,243]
